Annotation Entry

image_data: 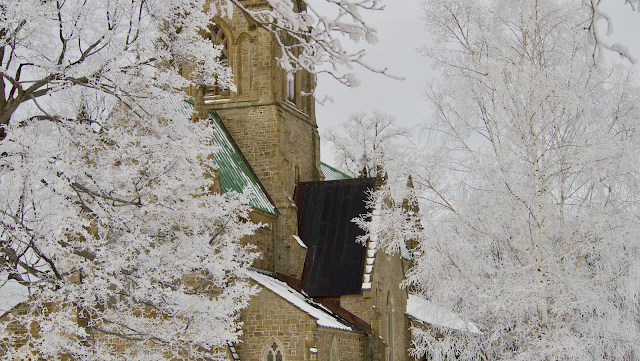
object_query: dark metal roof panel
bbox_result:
[295,178,375,297]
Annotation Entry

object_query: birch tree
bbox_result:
[0,0,386,359]
[322,111,410,177]
[364,1,640,359]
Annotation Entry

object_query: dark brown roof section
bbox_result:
[294,178,376,297]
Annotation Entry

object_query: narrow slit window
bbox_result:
[287,74,295,103]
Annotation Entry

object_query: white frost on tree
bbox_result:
[500,0,640,64]
[322,111,410,177]
[217,0,399,88]
[0,0,388,359]
[361,0,640,359]
[582,0,640,64]
[1,94,261,360]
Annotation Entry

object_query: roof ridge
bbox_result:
[320,162,353,180]
[298,177,375,185]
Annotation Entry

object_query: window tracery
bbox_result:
[206,24,230,97]
[262,338,285,361]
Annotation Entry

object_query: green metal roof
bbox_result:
[320,162,353,180]
[208,110,278,215]
[181,101,277,215]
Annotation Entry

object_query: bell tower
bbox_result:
[186,0,324,277]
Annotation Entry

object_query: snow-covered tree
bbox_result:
[322,111,410,177]
[0,94,261,360]
[363,0,640,359]
[220,0,396,88]
[501,0,640,65]
[582,0,639,64]
[0,0,389,127]
[0,0,387,359]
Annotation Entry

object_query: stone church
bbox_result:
[1,1,471,360]
[181,1,426,360]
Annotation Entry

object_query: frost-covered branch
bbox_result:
[0,1,268,359]
[363,0,640,359]
[212,0,400,87]
[582,0,638,64]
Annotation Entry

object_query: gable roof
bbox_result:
[246,269,364,332]
[294,178,375,297]
[320,162,353,181]
[207,110,278,215]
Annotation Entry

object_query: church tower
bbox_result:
[179,4,421,360]
[184,0,323,277]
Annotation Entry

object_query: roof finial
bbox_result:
[194,84,208,120]
[358,166,368,178]
[406,175,414,189]
[374,166,387,190]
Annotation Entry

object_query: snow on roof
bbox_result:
[0,278,29,316]
[406,294,481,334]
[400,242,414,261]
[292,235,307,249]
[320,162,353,181]
[246,270,357,332]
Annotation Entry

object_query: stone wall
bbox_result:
[246,210,277,273]
[236,280,317,361]
[341,294,375,325]
[369,252,413,361]
[273,102,322,276]
[1,304,32,354]
[313,328,367,361]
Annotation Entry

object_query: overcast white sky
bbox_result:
[314,0,431,163]
[313,0,640,164]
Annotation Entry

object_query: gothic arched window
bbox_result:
[286,73,295,103]
[262,338,284,361]
[330,336,339,361]
[281,34,297,105]
[206,24,230,97]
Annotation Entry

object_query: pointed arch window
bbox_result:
[262,338,285,361]
[282,34,297,105]
[330,336,339,361]
[206,24,230,97]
